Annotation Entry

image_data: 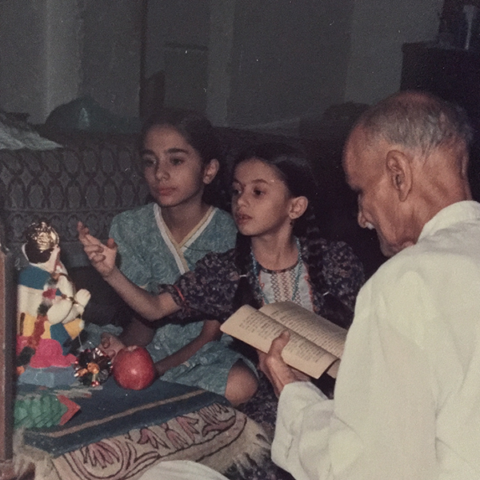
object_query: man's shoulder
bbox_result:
[366,228,480,298]
[356,225,480,347]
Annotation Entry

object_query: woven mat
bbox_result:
[14,379,270,479]
[15,403,270,480]
[20,379,227,456]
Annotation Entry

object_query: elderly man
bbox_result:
[260,91,480,479]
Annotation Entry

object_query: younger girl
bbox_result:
[88,109,257,406]
[79,143,364,384]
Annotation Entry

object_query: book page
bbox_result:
[221,305,338,378]
[221,305,286,352]
[260,302,346,358]
[280,330,338,378]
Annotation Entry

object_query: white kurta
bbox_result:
[138,460,229,480]
[272,201,480,480]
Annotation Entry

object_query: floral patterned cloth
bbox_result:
[161,237,365,328]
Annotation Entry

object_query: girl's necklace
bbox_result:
[251,237,303,305]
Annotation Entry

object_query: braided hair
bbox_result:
[231,143,327,311]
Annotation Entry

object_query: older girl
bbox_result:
[88,109,257,406]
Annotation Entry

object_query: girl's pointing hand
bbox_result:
[77,221,118,278]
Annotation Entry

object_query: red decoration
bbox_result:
[42,288,57,300]
[28,338,76,368]
[57,395,81,425]
[112,346,156,390]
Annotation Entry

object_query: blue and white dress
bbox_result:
[108,203,254,395]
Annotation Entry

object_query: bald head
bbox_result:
[343,91,473,257]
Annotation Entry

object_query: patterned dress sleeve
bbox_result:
[321,240,365,312]
[159,249,239,323]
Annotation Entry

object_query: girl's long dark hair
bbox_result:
[140,108,228,208]
[231,143,327,311]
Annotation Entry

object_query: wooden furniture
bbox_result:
[401,42,480,129]
[439,0,480,48]
[400,43,480,126]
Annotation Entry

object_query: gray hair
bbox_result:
[356,91,473,156]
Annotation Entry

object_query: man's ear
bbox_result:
[203,159,220,185]
[289,196,309,220]
[386,150,413,202]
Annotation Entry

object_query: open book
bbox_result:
[221,301,346,379]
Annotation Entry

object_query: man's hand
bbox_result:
[258,330,310,397]
[77,221,118,278]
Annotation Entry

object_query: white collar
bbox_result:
[418,201,480,242]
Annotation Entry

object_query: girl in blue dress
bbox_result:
[88,109,258,406]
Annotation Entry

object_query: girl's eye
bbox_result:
[253,189,265,196]
[141,157,156,168]
[170,157,184,166]
[231,183,242,196]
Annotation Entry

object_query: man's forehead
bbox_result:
[343,127,385,185]
[346,125,373,153]
[343,154,360,188]
[343,129,367,173]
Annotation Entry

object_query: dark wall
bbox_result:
[228,0,355,127]
[80,0,143,117]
